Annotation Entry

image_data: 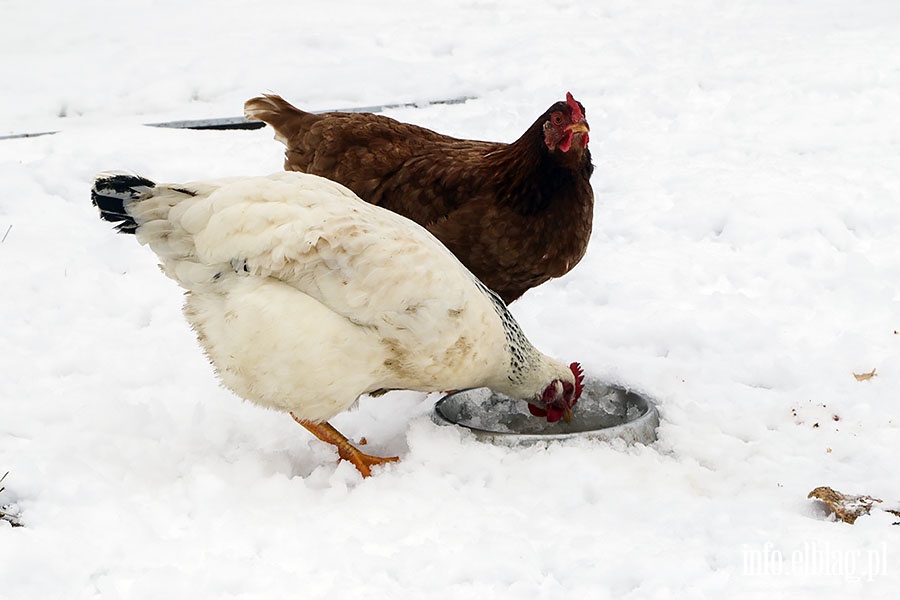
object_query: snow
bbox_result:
[2,0,899,596]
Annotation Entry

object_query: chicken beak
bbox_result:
[563,403,573,424]
[565,121,590,135]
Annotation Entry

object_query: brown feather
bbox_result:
[244,94,594,303]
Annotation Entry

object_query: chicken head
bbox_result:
[543,92,590,154]
[527,362,585,423]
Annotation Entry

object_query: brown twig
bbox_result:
[0,471,23,527]
[808,486,884,524]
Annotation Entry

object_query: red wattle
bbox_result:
[528,404,547,417]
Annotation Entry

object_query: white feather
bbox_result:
[117,171,573,422]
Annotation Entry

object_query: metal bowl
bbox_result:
[433,379,659,446]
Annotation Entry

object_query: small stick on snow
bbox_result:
[853,368,877,382]
[808,486,883,524]
[0,471,22,527]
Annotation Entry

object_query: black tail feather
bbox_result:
[92,174,155,234]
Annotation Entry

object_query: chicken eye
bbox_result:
[551,113,564,125]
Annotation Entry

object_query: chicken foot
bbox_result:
[290,414,399,477]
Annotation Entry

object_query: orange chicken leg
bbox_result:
[290,413,399,477]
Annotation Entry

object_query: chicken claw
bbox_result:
[290,413,399,477]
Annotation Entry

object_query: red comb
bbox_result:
[569,362,585,400]
[566,92,584,122]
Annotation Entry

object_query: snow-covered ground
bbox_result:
[2,0,899,597]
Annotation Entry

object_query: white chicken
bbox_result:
[92,171,583,476]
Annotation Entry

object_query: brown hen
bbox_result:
[244,93,594,303]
